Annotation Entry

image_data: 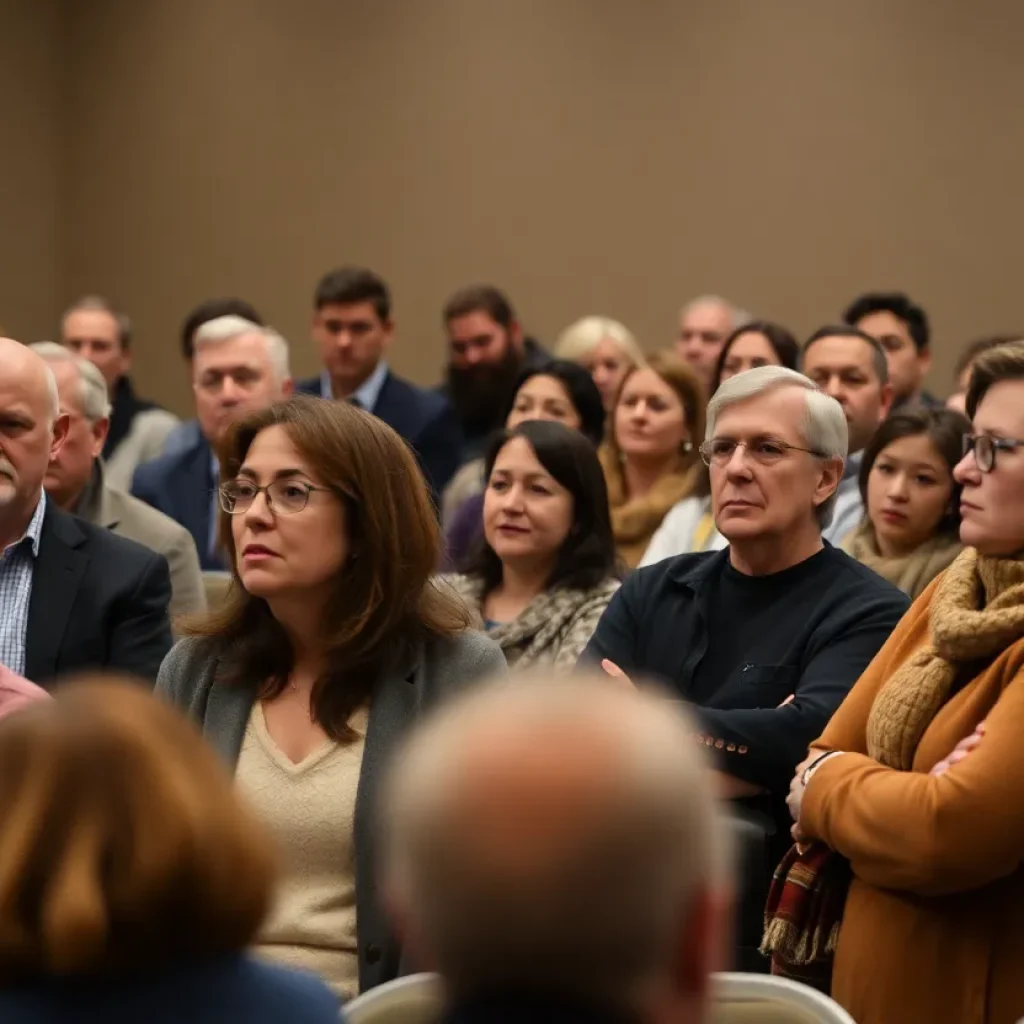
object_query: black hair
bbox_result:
[802,325,889,386]
[710,320,800,396]
[858,407,971,537]
[314,267,391,321]
[464,420,619,594]
[442,285,516,331]
[180,298,264,361]
[502,360,606,447]
[843,292,930,352]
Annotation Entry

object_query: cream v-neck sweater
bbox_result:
[236,704,368,1001]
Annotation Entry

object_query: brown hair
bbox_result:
[186,395,470,739]
[966,341,1024,419]
[442,284,516,330]
[601,349,706,500]
[0,678,274,981]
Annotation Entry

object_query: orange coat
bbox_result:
[802,577,1024,1024]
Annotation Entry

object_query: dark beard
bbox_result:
[446,346,523,433]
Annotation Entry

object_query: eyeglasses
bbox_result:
[699,438,827,467]
[219,478,331,515]
[962,433,1024,473]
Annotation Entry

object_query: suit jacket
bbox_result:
[75,461,207,620]
[297,370,464,498]
[25,504,173,686]
[156,629,506,994]
[131,433,222,570]
[105,406,180,492]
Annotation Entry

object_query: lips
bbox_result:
[242,544,278,558]
[496,524,529,534]
[879,508,908,523]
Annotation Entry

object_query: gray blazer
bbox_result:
[156,630,506,994]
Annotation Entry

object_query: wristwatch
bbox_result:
[801,750,844,786]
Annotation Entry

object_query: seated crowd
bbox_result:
[0,278,1022,1024]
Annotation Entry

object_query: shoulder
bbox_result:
[132,446,193,487]
[50,505,165,573]
[107,489,196,551]
[382,371,452,420]
[823,545,910,612]
[208,956,340,1022]
[633,550,720,590]
[133,407,180,433]
[294,375,321,396]
[422,629,506,688]
[156,636,219,703]
[440,572,482,605]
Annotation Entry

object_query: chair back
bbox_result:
[201,571,233,610]
[711,973,855,1023]
[344,974,443,1024]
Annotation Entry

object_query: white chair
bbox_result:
[343,974,443,1024]
[711,972,855,1024]
[343,971,854,1024]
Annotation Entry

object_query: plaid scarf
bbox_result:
[761,548,1024,990]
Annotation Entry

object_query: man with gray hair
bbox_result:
[131,316,293,570]
[581,366,907,964]
[31,344,206,620]
[675,295,751,392]
[382,673,731,1024]
[0,337,172,684]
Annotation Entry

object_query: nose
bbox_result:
[887,472,909,501]
[723,444,754,479]
[499,482,525,513]
[220,377,241,402]
[822,377,845,403]
[463,346,485,367]
[242,489,274,527]
[953,449,979,485]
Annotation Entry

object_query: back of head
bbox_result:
[383,673,729,1014]
[0,678,274,980]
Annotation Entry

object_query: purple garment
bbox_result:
[444,492,485,571]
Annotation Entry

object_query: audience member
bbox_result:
[772,341,1024,1024]
[0,679,340,1024]
[0,338,172,685]
[32,344,206,620]
[442,360,605,563]
[298,266,462,497]
[163,297,265,456]
[599,351,704,567]
[582,367,907,832]
[946,333,1021,415]
[132,316,293,570]
[0,663,49,719]
[446,422,620,669]
[843,291,938,409]
[675,294,750,391]
[553,315,646,409]
[844,408,969,598]
[157,395,505,1000]
[60,295,179,489]
[440,284,549,461]
[640,327,801,565]
[801,326,893,543]
[383,674,731,1024]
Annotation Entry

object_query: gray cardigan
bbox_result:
[156,630,506,995]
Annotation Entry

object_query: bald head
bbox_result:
[0,338,68,536]
[384,674,729,1014]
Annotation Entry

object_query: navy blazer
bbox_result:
[25,504,173,686]
[131,435,222,571]
[297,371,463,499]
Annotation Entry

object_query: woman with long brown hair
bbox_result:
[157,395,505,1002]
[0,679,339,1023]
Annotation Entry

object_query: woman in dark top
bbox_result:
[0,678,339,1024]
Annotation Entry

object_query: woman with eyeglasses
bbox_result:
[843,408,971,599]
[770,341,1024,1023]
[156,396,506,1003]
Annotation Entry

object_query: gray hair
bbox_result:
[680,294,752,330]
[61,295,132,350]
[706,365,848,529]
[383,673,730,1007]
[29,342,111,421]
[192,315,291,383]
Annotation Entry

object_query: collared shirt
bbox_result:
[319,360,389,412]
[823,450,864,546]
[0,493,47,676]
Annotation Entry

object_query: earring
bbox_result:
[682,441,693,453]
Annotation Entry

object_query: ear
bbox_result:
[50,413,70,461]
[381,318,395,349]
[90,416,110,460]
[280,376,295,398]
[879,382,894,420]
[919,347,933,376]
[814,455,845,509]
[509,320,525,352]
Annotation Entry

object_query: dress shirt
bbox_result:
[319,360,389,412]
[0,494,47,676]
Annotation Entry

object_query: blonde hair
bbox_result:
[554,316,645,368]
[0,678,275,980]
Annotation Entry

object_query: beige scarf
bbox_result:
[867,547,1024,769]
[846,520,962,601]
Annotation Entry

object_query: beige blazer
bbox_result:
[104,407,180,491]
[76,464,207,622]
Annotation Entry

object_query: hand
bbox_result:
[931,721,986,776]
[791,819,811,853]
[601,660,635,688]
[787,748,831,828]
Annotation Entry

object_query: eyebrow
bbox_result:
[235,466,311,481]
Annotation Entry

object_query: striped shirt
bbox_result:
[0,494,46,677]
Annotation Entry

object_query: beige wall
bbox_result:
[0,0,65,342]
[7,1,1024,415]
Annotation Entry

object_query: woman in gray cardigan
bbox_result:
[157,397,504,1002]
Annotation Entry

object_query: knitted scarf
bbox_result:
[762,547,1024,985]
[846,519,962,601]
